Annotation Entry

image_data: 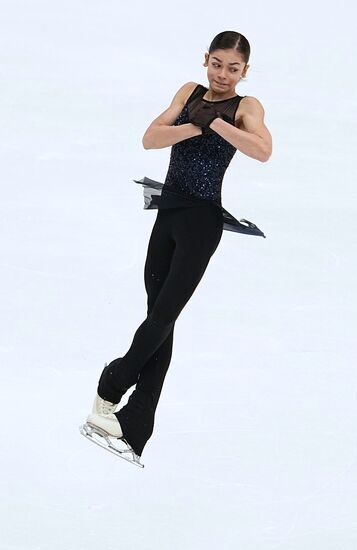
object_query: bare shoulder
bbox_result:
[171,81,198,107]
[236,95,265,116]
[235,95,268,129]
[144,82,199,130]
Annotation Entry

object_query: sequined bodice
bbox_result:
[163,84,244,205]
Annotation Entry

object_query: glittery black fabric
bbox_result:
[135,83,266,238]
[164,100,238,202]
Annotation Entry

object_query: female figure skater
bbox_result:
[81,30,272,466]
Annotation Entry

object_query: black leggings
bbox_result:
[97,204,223,456]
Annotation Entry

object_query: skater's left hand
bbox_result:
[189,103,229,135]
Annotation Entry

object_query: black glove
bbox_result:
[189,102,229,135]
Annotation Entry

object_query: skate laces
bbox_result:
[99,397,116,415]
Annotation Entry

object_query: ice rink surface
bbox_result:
[1,1,356,548]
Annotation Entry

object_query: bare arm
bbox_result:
[209,97,273,162]
[142,82,202,149]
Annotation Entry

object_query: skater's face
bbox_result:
[203,48,248,94]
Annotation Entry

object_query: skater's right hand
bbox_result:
[188,102,231,135]
[188,102,222,135]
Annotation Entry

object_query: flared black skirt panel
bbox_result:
[134,177,266,238]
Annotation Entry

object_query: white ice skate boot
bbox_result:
[92,363,118,415]
[92,394,118,415]
[86,413,123,438]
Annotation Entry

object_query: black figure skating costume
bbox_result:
[98,84,265,457]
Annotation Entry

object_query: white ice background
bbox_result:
[1,1,357,549]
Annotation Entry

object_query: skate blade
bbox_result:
[79,422,144,468]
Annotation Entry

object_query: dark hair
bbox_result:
[208,31,250,65]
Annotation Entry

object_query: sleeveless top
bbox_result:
[134,83,265,237]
